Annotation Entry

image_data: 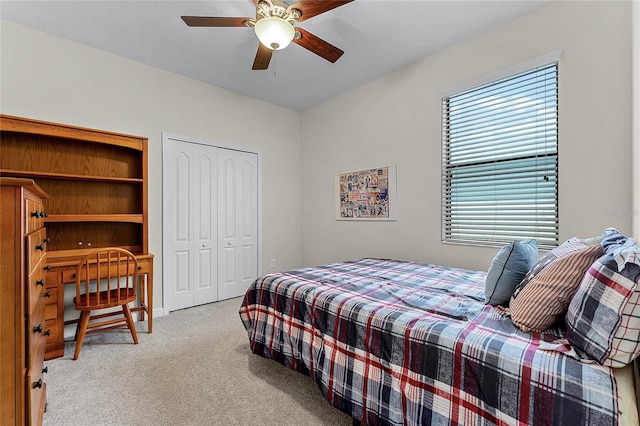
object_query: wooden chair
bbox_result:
[73,248,139,360]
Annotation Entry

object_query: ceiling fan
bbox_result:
[181,0,354,70]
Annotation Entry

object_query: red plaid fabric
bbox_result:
[240,258,619,425]
[567,239,640,367]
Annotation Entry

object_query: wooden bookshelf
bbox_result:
[0,114,150,359]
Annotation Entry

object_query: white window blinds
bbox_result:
[442,62,559,247]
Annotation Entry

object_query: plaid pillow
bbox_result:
[566,238,640,367]
[510,244,604,332]
[600,227,628,251]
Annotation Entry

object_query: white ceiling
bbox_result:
[0,0,551,111]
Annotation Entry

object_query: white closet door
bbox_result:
[193,145,218,306]
[164,139,218,311]
[164,139,195,312]
[217,149,258,300]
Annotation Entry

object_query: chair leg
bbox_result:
[73,311,91,360]
[74,316,81,342]
[123,304,139,345]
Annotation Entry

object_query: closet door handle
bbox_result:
[33,379,43,389]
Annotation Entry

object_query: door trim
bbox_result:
[162,132,262,314]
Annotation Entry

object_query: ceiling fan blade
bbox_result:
[252,44,273,70]
[287,0,354,22]
[293,27,344,63]
[181,16,253,27]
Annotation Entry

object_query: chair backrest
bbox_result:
[75,248,139,310]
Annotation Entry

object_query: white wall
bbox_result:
[634,0,640,240]
[0,20,303,310]
[0,0,635,309]
[301,1,634,271]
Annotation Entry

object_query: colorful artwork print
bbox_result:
[337,166,394,220]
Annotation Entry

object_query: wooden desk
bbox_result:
[44,253,153,360]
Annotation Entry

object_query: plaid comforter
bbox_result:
[239,258,620,425]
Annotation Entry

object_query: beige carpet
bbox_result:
[42,297,353,426]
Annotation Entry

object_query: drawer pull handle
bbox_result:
[42,367,48,374]
[33,324,43,334]
[138,266,142,270]
[36,244,44,251]
[33,379,43,389]
[44,330,51,336]
[44,292,51,298]
[36,279,45,287]
[44,265,51,271]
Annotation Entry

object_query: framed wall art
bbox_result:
[335,164,397,221]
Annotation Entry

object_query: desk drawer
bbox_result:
[27,337,47,426]
[136,259,151,274]
[26,228,47,273]
[43,270,65,359]
[62,261,141,283]
[27,299,47,366]
[25,197,45,234]
[62,268,77,283]
[44,286,58,321]
[44,300,57,322]
[45,318,60,347]
[28,264,46,316]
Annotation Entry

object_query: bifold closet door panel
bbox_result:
[164,139,217,311]
[217,148,258,301]
[192,144,218,306]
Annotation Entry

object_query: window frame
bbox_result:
[441,54,560,249]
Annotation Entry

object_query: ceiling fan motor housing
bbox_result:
[256,0,300,23]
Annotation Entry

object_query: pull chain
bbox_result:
[271,49,278,77]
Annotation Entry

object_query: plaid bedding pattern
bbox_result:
[567,239,640,367]
[239,258,620,425]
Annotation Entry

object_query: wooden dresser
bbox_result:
[1,177,49,425]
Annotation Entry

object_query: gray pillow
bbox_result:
[485,239,538,306]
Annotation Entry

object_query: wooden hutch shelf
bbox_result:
[0,114,152,366]
[1,168,144,183]
[45,214,144,223]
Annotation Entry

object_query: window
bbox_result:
[442,62,558,248]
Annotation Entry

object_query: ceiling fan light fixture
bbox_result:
[254,16,295,50]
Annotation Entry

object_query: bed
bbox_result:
[239,257,639,425]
